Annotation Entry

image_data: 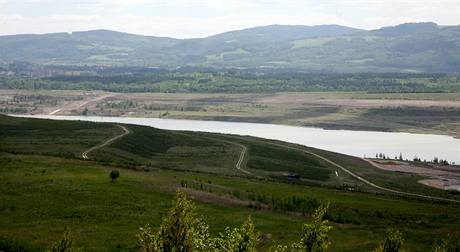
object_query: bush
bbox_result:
[48,228,80,252]
[110,170,120,182]
[432,233,460,252]
[295,203,332,252]
[214,217,260,252]
[137,190,213,252]
[137,190,260,252]
[270,203,332,252]
[373,229,404,252]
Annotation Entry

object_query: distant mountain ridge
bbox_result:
[373,22,439,35]
[0,22,459,72]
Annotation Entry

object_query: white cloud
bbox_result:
[0,0,459,37]
[0,12,349,38]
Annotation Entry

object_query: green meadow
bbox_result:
[1,114,459,251]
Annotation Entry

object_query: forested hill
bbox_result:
[1,22,460,72]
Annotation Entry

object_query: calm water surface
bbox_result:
[15,115,460,164]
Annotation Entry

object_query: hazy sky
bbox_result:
[0,0,459,38]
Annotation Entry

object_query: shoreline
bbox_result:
[21,110,460,140]
[12,113,460,165]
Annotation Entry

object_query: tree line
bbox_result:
[1,71,459,93]
[374,153,454,165]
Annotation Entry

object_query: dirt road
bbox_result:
[234,143,251,175]
[82,125,130,160]
[48,93,116,115]
[175,132,252,175]
[77,121,459,203]
[256,140,460,203]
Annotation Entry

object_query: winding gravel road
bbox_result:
[81,125,130,160]
[262,140,460,203]
[79,124,458,203]
[234,143,251,175]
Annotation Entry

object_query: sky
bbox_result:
[0,0,459,38]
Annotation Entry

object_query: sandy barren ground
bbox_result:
[369,159,460,191]
[255,92,460,107]
[2,90,460,138]
[112,92,460,108]
[3,90,460,112]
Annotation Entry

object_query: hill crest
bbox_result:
[1,22,459,72]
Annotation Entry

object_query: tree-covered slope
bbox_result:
[0,22,459,72]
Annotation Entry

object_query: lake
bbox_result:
[14,115,460,164]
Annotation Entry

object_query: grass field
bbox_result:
[1,114,459,251]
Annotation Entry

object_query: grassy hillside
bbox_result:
[1,114,459,251]
[1,22,460,72]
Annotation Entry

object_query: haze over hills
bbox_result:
[1,22,459,72]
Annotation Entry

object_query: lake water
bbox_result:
[14,115,460,164]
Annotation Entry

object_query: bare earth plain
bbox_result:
[2,90,460,138]
[367,159,460,191]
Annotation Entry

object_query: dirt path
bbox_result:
[212,139,252,175]
[49,108,62,115]
[49,93,115,115]
[234,143,251,175]
[82,125,130,160]
[174,132,458,201]
[254,140,460,203]
[78,123,458,202]
[174,132,251,175]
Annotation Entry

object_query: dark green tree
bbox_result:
[110,170,120,182]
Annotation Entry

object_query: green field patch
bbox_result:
[206,48,250,61]
[292,37,336,49]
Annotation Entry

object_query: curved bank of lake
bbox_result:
[14,115,460,164]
